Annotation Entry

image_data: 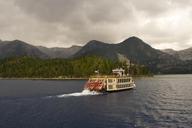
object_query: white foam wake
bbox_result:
[45,89,102,99]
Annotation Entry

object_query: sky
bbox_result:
[0,0,192,50]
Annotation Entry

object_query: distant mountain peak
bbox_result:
[12,39,26,44]
[84,40,109,49]
[71,45,81,48]
[87,40,106,45]
[119,36,152,51]
[129,36,141,40]
[162,49,177,55]
[37,45,82,59]
[13,39,22,42]
[122,36,143,43]
[0,40,48,59]
[7,40,31,47]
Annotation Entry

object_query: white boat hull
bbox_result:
[106,83,136,92]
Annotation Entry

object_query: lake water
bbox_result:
[0,75,192,128]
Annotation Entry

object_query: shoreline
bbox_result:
[0,77,88,80]
[0,75,154,80]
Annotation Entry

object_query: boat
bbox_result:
[84,68,136,92]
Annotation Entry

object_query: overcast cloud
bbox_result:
[0,0,192,50]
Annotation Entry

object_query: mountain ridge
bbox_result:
[37,45,81,58]
[162,47,192,61]
[0,40,48,59]
[0,39,82,59]
[73,36,189,73]
[0,37,192,74]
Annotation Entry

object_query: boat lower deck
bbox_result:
[106,83,136,92]
[85,74,136,92]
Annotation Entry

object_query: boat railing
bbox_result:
[90,75,130,78]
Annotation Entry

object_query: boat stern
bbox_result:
[84,79,106,92]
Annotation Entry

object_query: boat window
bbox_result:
[117,84,123,88]
[108,85,113,89]
[108,79,113,83]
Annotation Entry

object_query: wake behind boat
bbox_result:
[84,68,136,92]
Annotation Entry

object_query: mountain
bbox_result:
[73,40,117,59]
[0,37,191,74]
[116,37,162,62]
[178,48,192,60]
[162,49,177,55]
[0,40,48,59]
[0,39,81,59]
[73,36,184,73]
[38,45,81,58]
[74,37,160,61]
[162,48,192,61]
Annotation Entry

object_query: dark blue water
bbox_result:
[0,75,192,128]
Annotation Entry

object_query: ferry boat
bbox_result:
[84,68,136,92]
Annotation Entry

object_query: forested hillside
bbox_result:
[0,56,151,78]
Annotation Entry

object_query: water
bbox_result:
[0,75,192,128]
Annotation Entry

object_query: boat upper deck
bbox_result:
[89,75,132,79]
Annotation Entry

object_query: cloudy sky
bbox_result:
[0,0,192,50]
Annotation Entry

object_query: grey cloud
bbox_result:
[14,0,85,23]
[14,0,136,43]
[14,0,174,23]
[14,0,134,24]
[130,0,171,16]
[0,0,191,50]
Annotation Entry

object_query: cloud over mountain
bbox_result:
[0,0,192,49]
